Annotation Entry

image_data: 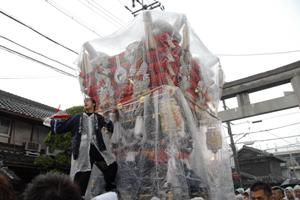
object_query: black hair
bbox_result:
[250,181,272,197]
[84,97,97,110]
[23,172,81,200]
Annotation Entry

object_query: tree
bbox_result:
[34,106,84,173]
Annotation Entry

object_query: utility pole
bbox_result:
[222,100,242,188]
[124,0,165,16]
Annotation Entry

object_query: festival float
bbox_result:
[78,10,234,200]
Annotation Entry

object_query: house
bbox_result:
[0,89,56,182]
[237,146,286,187]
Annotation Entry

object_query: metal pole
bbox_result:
[222,100,242,188]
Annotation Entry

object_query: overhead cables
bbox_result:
[45,0,103,37]
[234,121,300,143]
[0,9,79,55]
[0,45,77,78]
[83,0,125,27]
[232,111,300,126]
[0,76,65,79]
[0,35,76,71]
[235,133,300,144]
[216,49,300,57]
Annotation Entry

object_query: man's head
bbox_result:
[84,97,96,112]
[285,187,295,199]
[250,181,272,200]
[294,185,300,198]
[271,186,284,200]
[23,172,81,200]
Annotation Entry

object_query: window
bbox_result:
[0,116,11,135]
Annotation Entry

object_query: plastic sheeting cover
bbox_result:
[78,10,234,200]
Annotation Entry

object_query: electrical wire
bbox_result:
[0,45,77,78]
[0,9,79,55]
[45,0,103,37]
[232,111,300,126]
[234,121,300,142]
[265,143,300,151]
[85,0,126,26]
[0,35,76,71]
[0,76,63,79]
[216,49,300,57]
[265,131,292,145]
[76,0,122,28]
[235,133,300,144]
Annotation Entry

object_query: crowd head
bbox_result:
[294,185,300,198]
[271,186,284,200]
[250,181,272,200]
[23,172,81,200]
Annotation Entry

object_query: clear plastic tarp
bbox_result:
[78,10,234,200]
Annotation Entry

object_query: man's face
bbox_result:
[272,189,284,200]
[251,189,271,200]
[286,190,294,198]
[84,98,94,111]
[295,189,300,198]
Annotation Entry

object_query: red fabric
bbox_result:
[80,31,207,107]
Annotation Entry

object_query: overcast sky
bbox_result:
[1,0,300,151]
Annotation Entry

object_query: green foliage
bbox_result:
[34,154,54,169]
[66,106,84,115]
[34,105,84,171]
[55,152,71,165]
[44,132,71,151]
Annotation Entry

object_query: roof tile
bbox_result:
[0,90,56,120]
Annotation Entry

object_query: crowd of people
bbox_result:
[235,182,300,200]
[3,170,300,200]
[0,171,118,200]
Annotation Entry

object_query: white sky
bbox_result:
[1,0,300,152]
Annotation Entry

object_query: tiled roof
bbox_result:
[238,145,286,162]
[0,90,56,121]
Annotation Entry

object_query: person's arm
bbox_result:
[50,114,79,134]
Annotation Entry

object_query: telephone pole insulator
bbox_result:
[124,0,165,17]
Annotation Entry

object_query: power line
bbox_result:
[0,35,76,71]
[76,0,122,28]
[234,121,300,142]
[0,76,63,79]
[45,0,103,37]
[0,45,77,78]
[216,49,300,57]
[234,121,300,136]
[265,143,300,151]
[265,131,292,145]
[232,111,300,126]
[236,133,300,144]
[0,9,79,55]
[85,0,126,26]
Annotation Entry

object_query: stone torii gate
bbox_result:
[218,60,300,122]
[218,60,300,187]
